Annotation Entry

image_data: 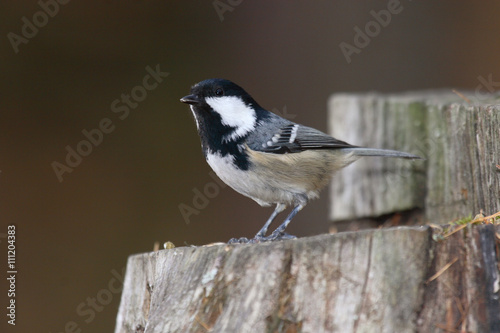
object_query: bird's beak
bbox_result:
[180,94,199,105]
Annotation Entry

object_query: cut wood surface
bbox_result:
[328,92,500,223]
[115,225,500,333]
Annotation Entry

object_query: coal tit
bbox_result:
[180,79,421,243]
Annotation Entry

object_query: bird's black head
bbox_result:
[180,79,267,155]
[180,78,260,108]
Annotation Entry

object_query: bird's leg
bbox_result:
[254,203,286,238]
[266,203,305,241]
[228,203,286,244]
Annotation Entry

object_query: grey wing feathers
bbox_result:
[245,120,422,159]
[292,126,355,150]
[248,122,356,154]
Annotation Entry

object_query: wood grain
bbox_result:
[328,92,500,223]
[114,225,499,333]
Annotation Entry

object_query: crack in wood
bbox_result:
[478,226,500,331]
[352,234,373,333]
[195,254,228,332]
[142,282,152,320]
[266,248,302,333]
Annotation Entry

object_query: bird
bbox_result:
[180,78,422,243]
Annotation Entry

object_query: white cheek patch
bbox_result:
[206,96,256,141]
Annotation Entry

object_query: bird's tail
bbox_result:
[340,147,423,160]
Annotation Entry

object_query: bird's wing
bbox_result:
[248,123,356,154]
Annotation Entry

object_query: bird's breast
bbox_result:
[205,146,357,206]
[205,150,273,206]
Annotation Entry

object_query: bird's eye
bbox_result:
[215,88,224,96]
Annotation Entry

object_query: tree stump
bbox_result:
[114,225,500,333]
[115,91,500,332]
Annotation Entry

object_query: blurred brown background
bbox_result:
[1,1,500,332]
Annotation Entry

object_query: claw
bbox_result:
[263,231,297,241]
[254,232,297,243]
[227,237,250,244]
[274,232,297,240]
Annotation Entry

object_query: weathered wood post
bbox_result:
[115,91,500,333]
[328,91,500,223]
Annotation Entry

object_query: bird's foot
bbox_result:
[228,232,296,244]
[227,237,250,244]
[263,231,297,242]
